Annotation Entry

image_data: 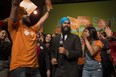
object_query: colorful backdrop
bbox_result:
[43,0,116,35]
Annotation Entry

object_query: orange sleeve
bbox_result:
[8,19,14,31]
[8,19,20,31]
[93,40,103,62]
[94,40,103,49]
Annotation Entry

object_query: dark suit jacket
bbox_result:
[51,33,82,77]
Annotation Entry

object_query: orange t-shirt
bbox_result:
[93,40,103,62]
[8,19,39,71]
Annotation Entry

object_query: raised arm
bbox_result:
[10,0,22,23]
[105,27,113,38]
[34,11,50,31]
[34,0,52,31]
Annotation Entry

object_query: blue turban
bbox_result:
[59,17,70,26]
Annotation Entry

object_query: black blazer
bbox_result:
[51,33,82,77]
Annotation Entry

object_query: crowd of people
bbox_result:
[0,0,116,77]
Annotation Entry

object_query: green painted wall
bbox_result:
[43,0,116,34]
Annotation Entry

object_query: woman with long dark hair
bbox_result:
[0,28,12,77]
[82,26,103,77]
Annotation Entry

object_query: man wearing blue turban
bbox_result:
[51,17,82,77]
[59,17,70,26]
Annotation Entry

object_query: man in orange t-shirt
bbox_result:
[8,0,51,77]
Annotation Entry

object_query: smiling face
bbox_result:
[0,30,7,40]
[45,34,52,43]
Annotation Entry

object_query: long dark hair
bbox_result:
[44,33,52,43]
[86,26,99,40]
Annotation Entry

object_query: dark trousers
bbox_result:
[53,64,78,77]
[10,67,41,77]
[78,64,84,77]
[102,62,115,77]
[53,66,65,77]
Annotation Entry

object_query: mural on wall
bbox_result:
[67,16,92,36]
[67,16,116,36]
[67,16,80,32]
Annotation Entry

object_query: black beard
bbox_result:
[22,17,31,27]
[61,26,71,35]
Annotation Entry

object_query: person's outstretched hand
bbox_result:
[105,27,113,37]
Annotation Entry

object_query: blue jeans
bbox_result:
[10,67,41,77]
[82,69,102,77]
[82,60,102,77]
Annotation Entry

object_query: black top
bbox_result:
[0,40,12,60]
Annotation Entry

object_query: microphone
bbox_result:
[59,35,64,59]
[59,34,64,47]
[59,39,63,47]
